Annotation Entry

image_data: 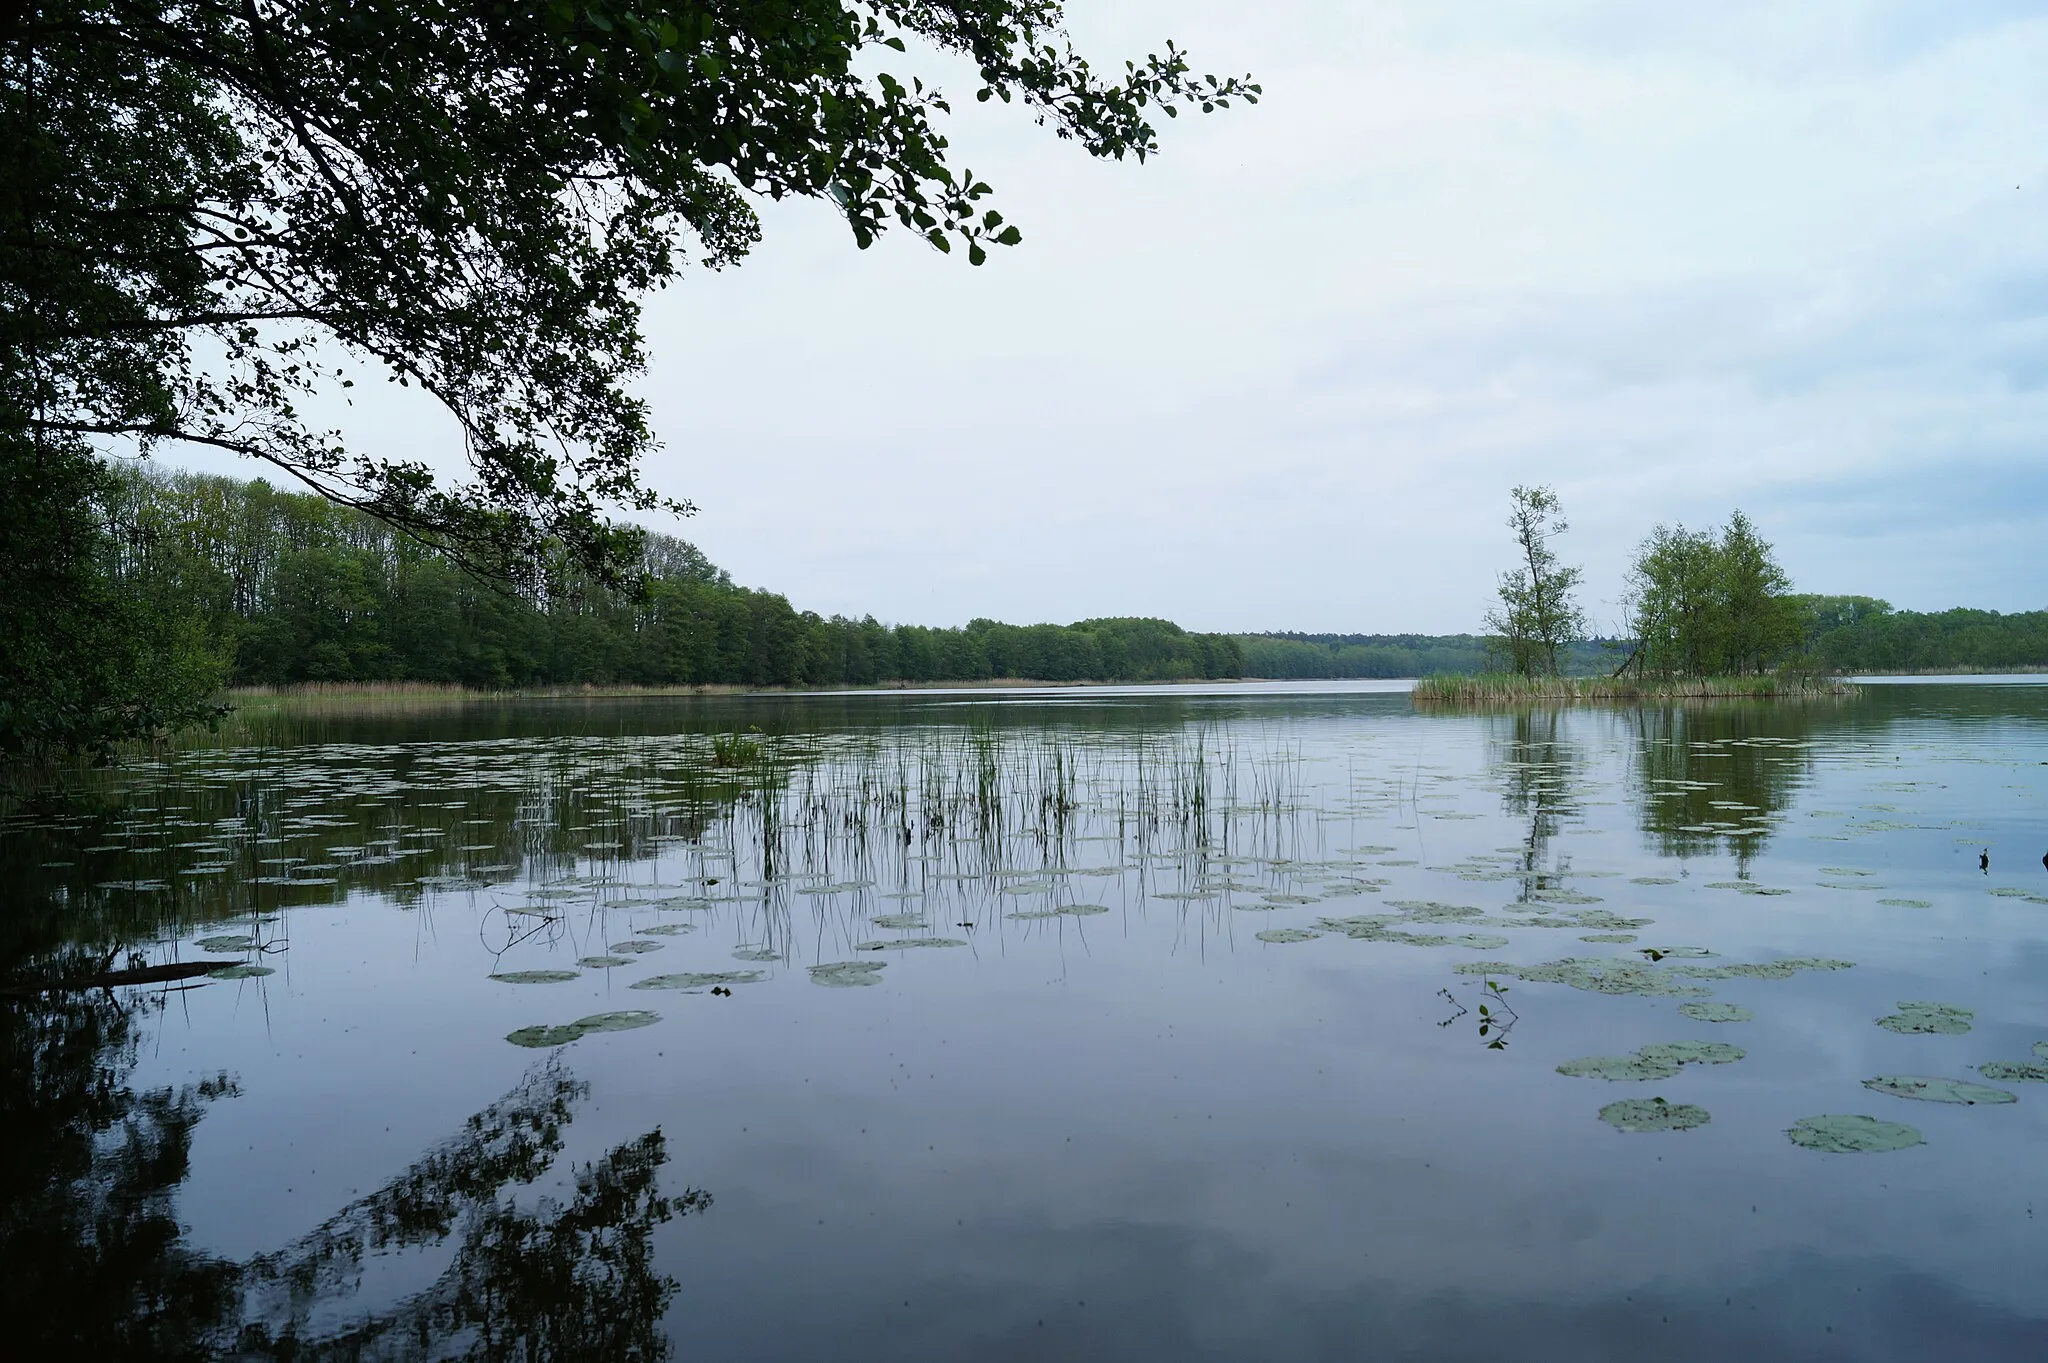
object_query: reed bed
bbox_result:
[1411,673,1858,705]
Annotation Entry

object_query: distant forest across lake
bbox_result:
[95,469,2048,690]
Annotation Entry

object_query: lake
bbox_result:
[6,679,2048,1360]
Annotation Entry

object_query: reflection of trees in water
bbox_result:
[1628,704,1814,873]
[1490,708,1583,899]
[2,973,705,1361]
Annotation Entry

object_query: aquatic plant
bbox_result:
[1862,1075,2016,1105]
[1599,1097,1710,1132]
[506,1010,660,1048]
[1786,1114,1925,1153]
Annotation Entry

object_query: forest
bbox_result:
[95,468,1245,693]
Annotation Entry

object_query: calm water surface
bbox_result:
[7,681,2048,1360]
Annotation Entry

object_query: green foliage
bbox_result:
[90,467,1245,690]
[1483,485,1587,676]
[3,1,1255,582]
[1795,597,2048,672]
[1624,510,1800,678]
[1235,633,1621,679]
[0,434,226,761]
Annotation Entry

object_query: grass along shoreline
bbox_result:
[1411,673,1858,704]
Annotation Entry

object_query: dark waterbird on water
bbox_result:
[1980,849,1990,873]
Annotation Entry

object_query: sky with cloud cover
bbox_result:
[180,2,2048,634]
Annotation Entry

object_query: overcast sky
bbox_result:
[181,1,2048,634]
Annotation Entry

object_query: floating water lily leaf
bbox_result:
[1787,1114,1924,1153]
[1629,877,1680,885]
[1559,1054,1681,1082]
[577,956,632,969]
[639,924,694,936]
[506,1009,660,1048]
[1876,1002,1974,1035]
[490,969,581,984]
[1862,1074,2016,1105]
[1571,911,1655,930]
[1463,957,1709,998]
[854,938,967,951]
[1878,899,1933,909]
[809,961,887,987]
[1639,1040,1744,1066]
[196,935,256,952]
[1255,928,1320,944]
[1599,1097,1710,1132]
[798,881,874,896]
[206,964,274,980]
[732,948,780,962]
[1058,903,1110,916]
[1578,933,1638,944]
[1977,1060,2048,1083]
[631,970,765,991]
[607,940,663,954]
[870,913,927,929]
[1670,956,1854,982]
[1261,893,1320,905]
[999,882,1056,895]
[1678,1002,1754,1023]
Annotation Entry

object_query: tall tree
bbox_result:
[1484,484,1585,676]
[1623,510,1798,677]
[1717,509,1797,674]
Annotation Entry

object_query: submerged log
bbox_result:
[1,960,221,997]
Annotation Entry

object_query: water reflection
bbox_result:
[3,974,704,1360]
[1627,704,1814,872]
[1491,706,1583,900]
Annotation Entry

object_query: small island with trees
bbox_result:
[1414,485,1857,703]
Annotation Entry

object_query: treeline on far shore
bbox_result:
[1239,602,2048,680]
[66,468,2048,708]
[98,469,1244,691]
[1233,634,1623,680]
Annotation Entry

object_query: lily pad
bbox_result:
[1255,928,1320,944]
[1678,1002,1754,1023]
[1571,911,1655,930]
[855,937,967,951]
[1599,1097,1710,1132]
[577,956,633,969]
[1669,956,1854,982]
[631,970,765,991]
[1629,877,1681,885]
[206,964,274,980]
[196,935,256,952]
[489,969,581,984]
[1977,1060,2048,1083]
[607,940,663,954]
[1559,1054,1682,1082]
[1639,1040,1744,1066]
[1787,1114,1925,1153]
[1862,1074,2016,1105]
[1058,903,1110,916]
[1462,956,1709,998]
[506,1009,660,1048]
[639,924,694,936]
[870,913,927,929]
[809,961,887,987]
[733,948,781,962]
[1876,1002,1973,1035]
[1878,899,1933,909]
